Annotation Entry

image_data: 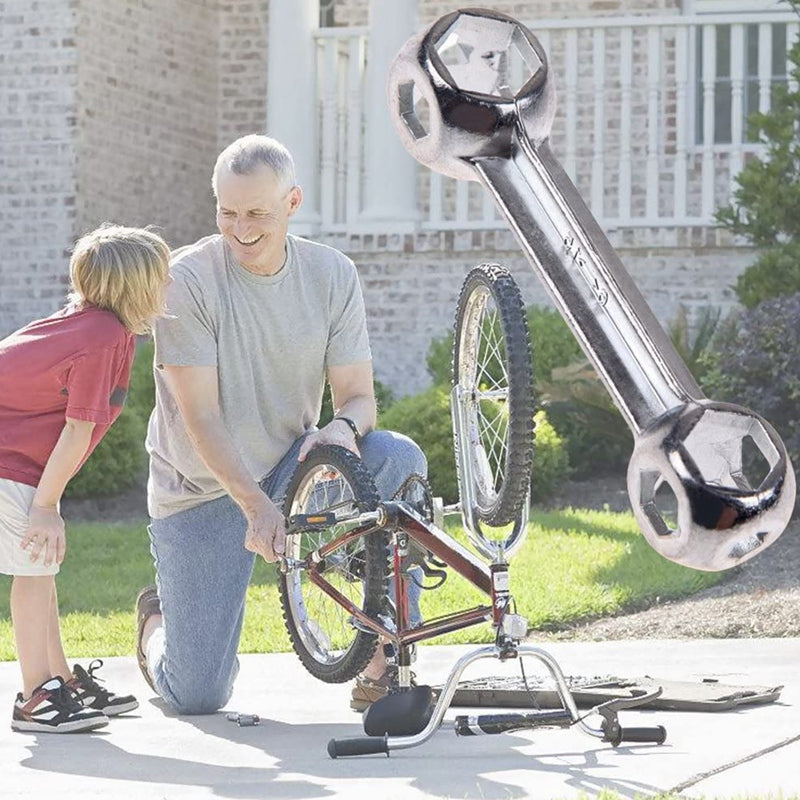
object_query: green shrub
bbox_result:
[732,241,800,309]
[540,305,720,480]
[667,305,722,384]
[426,305,582,388]
[378,385,570,505]
[531,411,572,499]
[715,13,800,307]
[701,293,800,466]
[127,337,156,419]
[541,360,632,480]
[379,385,459,502]
[65,405,148,498]
[318,380,395,428]
[526,306,583,384]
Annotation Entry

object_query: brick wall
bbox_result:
[318,228,752,395]
[217,1,270,151]
[0,0,78,336]
[75,0,219,252]
[1,0,758,398]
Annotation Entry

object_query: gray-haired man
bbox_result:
[137,134,426,714]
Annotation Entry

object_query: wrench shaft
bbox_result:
[473,134,702,433]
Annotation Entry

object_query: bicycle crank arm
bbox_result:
[388,8,795,571]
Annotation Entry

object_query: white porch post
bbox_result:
[360,0,419,229]
[267,0,319,232]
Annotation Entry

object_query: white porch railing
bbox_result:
[313,11,798,232]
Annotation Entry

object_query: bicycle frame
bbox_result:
[303,501,512,653]
[296,499,668,758]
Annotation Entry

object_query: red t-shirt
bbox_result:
[0,304,136,487]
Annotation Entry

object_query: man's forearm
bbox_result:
[334,394,376,437]
[183,414,266,512]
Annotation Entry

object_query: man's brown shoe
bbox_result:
[350,668,416,712]
[135,586,161,692]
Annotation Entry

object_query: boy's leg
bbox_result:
[145,495,256,714]
[11,575,57,697]
[46,582,70,681]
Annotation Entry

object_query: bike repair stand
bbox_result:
[328,557,666,758]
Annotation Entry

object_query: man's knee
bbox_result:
[363,429,427,477]
[160,675,232,715]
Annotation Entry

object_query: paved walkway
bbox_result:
[2,639,799,799]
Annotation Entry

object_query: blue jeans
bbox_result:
[146,430,427,714]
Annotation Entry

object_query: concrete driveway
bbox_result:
[2,638,799,799]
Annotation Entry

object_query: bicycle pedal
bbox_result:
[287,513,337,531]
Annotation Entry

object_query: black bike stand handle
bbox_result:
[327,735,390,758]
[615,726,667,745]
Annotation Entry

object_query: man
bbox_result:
[137,134,426,714]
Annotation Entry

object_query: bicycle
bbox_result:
[277,263,667,758]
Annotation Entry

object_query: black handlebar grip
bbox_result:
[327,735,390,758]
[616,726,667,745]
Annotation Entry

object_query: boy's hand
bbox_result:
[21,506,66,566]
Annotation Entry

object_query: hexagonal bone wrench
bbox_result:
[388,8,795,571]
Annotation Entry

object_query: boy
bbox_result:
[0,224,171,732]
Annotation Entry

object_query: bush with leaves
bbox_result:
[540,304,723,478]
[701,292,800,465]
[426,305,582,388]
[541,360,633,480]
[378,385,570,504]
[716,7,800,308]
[318,380,395,428]
[64,405,148,498]
[127,337,156,420]
[379,385,459,501]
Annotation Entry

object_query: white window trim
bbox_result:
[689,0,791,13]
[684,5,791,151]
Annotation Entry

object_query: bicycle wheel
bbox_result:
[279,445,388,683]
[452,263,535,527]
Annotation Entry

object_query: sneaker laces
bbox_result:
[74,659,110,702]
[49,678,85,713]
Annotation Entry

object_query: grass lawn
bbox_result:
[0,507,720,661]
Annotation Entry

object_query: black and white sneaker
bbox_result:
[69,659,139,716]
[12,677,108,733]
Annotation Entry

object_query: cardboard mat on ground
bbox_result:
[441,675,783,711]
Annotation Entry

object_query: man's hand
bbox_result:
[242,494,286,563]
[297,418,360,462]
[20,505,66,567]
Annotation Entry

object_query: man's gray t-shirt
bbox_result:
[146,233,371,519]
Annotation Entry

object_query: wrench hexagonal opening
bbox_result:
[740,434,772,490]
[433,13,543,100]
[681,408,780,493]
[638,470,674,537]
[639,470,679,537]
[398,81,431,141]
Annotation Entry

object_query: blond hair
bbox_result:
[68,224,170,335]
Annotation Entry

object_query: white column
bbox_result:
[360,0,419,229]
[267,0,320,232]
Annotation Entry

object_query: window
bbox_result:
[694,21,789,145]
[319,0,336,28]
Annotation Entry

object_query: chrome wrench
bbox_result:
[388,8,795,571]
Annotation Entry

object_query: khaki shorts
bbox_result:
[0,478,59,576]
